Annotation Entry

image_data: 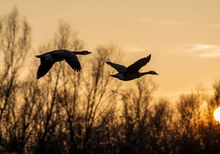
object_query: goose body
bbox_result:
[106,54,158,81]
[36,49,91,79]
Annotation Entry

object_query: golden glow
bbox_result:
[1,1,220,101]
[214,107,220,122]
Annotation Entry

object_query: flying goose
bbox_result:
[106,54,158,81]
[36,49,91,79]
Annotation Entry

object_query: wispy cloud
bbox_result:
[122,43,147,53]
[136,17,190,26]
[205,24,220,29]
[136,17,220,29]
[191,44,220,58]
[160,20,189,26]
[170,44,220,58]
[136,17,153,23]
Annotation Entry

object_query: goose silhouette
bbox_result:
[36,49,91,79]
[106,54,158,81]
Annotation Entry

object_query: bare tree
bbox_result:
[213,81,220,107]
[79,44,122,152]
[31,21,85,153]
[2,8,220,154]
[0,8,31,153]
[118,78,157,153]
[199,81,220,154]
[0,7,31,117]
[147,99,174,154]
[173,92,204,154]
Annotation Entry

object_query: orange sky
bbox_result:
[1,0,220,101]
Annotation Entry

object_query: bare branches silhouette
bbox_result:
[1,8,220,154]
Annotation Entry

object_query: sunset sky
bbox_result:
[1,0,220,101]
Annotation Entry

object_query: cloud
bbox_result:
[188,44,220,58]
[160,20,190,26]
[136,17,189,26]
[205,24,220,29]
[122,43,147,53]
[136,17,220,29]
[170,44,220,58]
[136,17,153,23]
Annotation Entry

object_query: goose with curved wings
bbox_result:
[36,49,91,79]
[106,54,158,81]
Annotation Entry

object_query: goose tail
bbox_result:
[35,55,41,58]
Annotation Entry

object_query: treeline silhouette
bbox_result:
[1,8,220,154]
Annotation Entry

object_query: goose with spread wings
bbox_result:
[106,54,158,81]
[36,49,91,79]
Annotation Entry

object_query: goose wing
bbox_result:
[106,60,127,73]
[37,60,55,79]
[63,51,81,72]
[125,54,151,73]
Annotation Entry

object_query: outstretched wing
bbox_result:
[106,60,127,73]
[63,51,81,72]
[125,54,151,73]
[37,60,54,79]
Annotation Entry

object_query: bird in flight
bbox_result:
[106,54,158,81]
[36,49,91,79]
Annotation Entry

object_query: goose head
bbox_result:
[80,50,92,55]
[146,71,158,75]
[72,50,92,55]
